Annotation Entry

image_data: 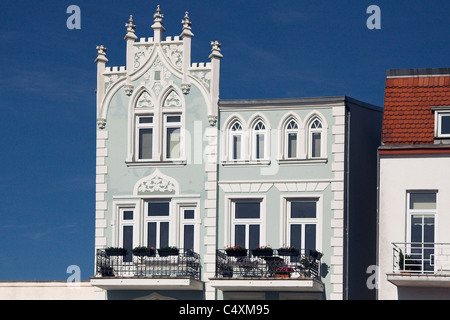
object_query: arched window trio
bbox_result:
[225,114,326,163]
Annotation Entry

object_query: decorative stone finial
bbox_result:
[182,12,192,30]
[154,5,164,22]
[95,45,108,63]
[96,45,107,56]
[211,41,221,52]
[125,15,136,33]
[209,41,223,59]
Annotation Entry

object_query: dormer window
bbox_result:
[434,108,450,139]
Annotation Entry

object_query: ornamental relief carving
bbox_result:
[134,170,179,195]
[161,43,183,70]
[191,70,211,91]
[137,176,176,195]
[164,90,182,107]
[134,45,153,71]
[136,91,154,108]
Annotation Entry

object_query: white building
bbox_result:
[378,68,450,299]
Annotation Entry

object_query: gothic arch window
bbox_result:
[229,120,244,161]
[285,118,300,159]
[308,118,324,159]
[252,120,268,160]
[127,86,185,165]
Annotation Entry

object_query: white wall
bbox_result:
[378,155,450,299]
[0,281,100,300]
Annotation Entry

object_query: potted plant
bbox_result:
[157,246,179,257]
[251,245,273,257]
[132,246,155,257]
[275,267,294,279]
[277,246,300,256]
[225,245,247,257]
[105,247,127,257]
[219,264,233,278]
[309,249,323,260]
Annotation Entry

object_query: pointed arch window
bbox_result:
[230,121,243,161]
[252,120,267,160]
[285,119,299,159]
[128,87,186,166]
[309,119,323,158]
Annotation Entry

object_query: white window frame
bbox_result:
[229,121,244,161]
[406,191,438,244]
[435,109,450,138]
[308,118,324,159]
[178,203,200,253]
[112,201,140,248]
[163,113,183,161]
[251,120,268,161]
[225,196,267,249]
[280,195,322,253]
[135,114,155,161]
[285,119,300,159]
[144,200,173,249]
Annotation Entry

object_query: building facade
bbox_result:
[378,68,450,299]
[90,6,382,300]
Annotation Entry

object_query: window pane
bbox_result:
[139,117,153,124]
[256,134,265,159]
[139,129,153,159]
[148,222,157,248]
[235,225,246,248]
[167,127,181,159]
[290,224,302,250]
[291,201,317,218]
[249,225,260,249]
[123,226,133,262]
[160,222,169,248]
[123,211,133,220]
[148,202,170,216]
[184,210,195,220]
[184,225,194,251]
[312,132,321,158]
[305,224,316,252]
[441,115,450,135]
[235,201,260,219]
[233,135,241,160]
[288,133,297,158]
[410,193,436,210]
[167,115,181,123]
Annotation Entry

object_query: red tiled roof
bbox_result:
[382,72,450,145]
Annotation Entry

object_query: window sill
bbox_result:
[125,160,187,167]
[278,158,328,165]
[221,160,271,167]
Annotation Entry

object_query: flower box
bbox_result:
[275,273,291,279]
[277,248,300,256]
[225,245,247,257]
[158,247,179,257]
[251,248,273,257]
[105,247,127,257]
[132,247,155,257]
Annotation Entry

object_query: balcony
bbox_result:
[388,242,450,287]
[90,248,203,291]
[209,249,324,292]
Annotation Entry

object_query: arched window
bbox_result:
[309,119,323,158]
[252,120,267,160]
[229,121,243,160]
[285,119,299,159]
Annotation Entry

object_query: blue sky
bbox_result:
[0,0,448,281]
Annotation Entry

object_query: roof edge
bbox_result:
[219,96,382,112]
[386,68,450,78]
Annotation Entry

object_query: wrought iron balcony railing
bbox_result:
[215,249,322,280]
[95,248,201,280]
[392,242,450,274]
